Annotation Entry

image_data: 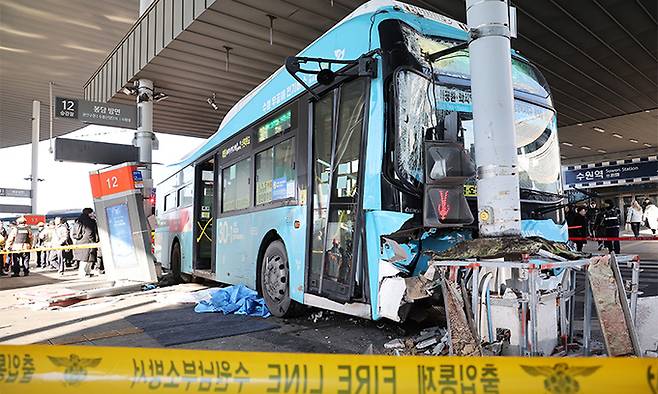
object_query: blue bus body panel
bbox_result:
[521,219,569,242]
[364,210,413,320]
[215,206,307,302]
[180,230,194,273]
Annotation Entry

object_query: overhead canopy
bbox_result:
[2,0,656,164]
[0,0,138,147]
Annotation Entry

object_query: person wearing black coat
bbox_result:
[71,208,99,277]
[572,207,589,252]
[602,199,621,254]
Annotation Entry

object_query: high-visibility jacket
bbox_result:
[7,225,33,251]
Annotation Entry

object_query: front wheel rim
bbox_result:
[264,253,288,303]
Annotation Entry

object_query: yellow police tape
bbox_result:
[0,243,99,255]
[0,344,656,393]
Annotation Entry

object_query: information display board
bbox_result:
[105,203,137,268]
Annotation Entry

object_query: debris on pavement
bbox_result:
[155,288,215,305]
[427,236,589,261]
[195,284,270,317]
[635,296,658,356]
[383,338,405,350]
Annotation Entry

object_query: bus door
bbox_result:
[307,78,368,302]
[194,158,215,271]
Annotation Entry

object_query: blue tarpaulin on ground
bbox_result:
[194,285,271,318]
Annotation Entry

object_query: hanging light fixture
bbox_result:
[223,46,233,72]
[266,14,277,45]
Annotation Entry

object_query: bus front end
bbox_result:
[371,11,568,354]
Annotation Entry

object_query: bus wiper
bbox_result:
[285,53,378,100]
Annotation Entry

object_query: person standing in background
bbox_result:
[54,217,72,274]
[602,199,621,254]
[42,221,58,269]
[72,208,99,277]
[6,216,32,277]
[643,199,658,235]
[572,207,589,252]
[626,200,643,238]
[585,201,602,250]
[0,221,7,276]
[34,222,46,268]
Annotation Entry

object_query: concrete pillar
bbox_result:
[136,79,154,206]
[466,0,521,237]
[31,100,40,213]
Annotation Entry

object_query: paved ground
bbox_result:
[0,269,403,354]
[0,236,655,355]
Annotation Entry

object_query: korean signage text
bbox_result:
[564,160,658,185]
[55,97,137,129]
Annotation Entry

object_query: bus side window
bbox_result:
[222,158,252,212]
[255,138,296,205]
[164,192,176,212]
[178,185,193,207]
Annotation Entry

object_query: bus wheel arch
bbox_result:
[257,232,303,317]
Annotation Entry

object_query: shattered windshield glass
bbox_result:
[401,24,550,98]
[395,70,562,195]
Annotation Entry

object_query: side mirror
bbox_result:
[442,111,461,142]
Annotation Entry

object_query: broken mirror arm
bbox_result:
[285,53,378,100]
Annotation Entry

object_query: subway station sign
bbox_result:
[564,159,658,186]
[55,97,137,129]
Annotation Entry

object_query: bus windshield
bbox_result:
[395,69,562,196]
[402,24,550,98]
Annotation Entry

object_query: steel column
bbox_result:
[31,100,40,213]
[466,0,521,236]
[135,79,155,208]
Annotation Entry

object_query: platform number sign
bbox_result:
[106,175,119,189]
[55,97,79,119]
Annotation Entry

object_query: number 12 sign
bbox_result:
[89,163,142,199]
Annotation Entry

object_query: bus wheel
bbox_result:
[260,240,302,317]
[170,241,182,280]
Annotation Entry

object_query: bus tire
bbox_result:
[170,241,183,281]
[260,240,303,317]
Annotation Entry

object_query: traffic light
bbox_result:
[423,112,476,227]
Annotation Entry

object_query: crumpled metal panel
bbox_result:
[588,255,635,357]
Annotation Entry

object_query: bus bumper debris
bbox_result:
[378,234,642,357]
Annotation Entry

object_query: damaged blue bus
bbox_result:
[154,0,566,320]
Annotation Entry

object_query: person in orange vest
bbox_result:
[5,216,33,277]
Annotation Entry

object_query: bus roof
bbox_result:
[162,1,469,182]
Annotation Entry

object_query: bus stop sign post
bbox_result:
[89,162,157,283]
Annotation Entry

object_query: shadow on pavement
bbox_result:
[0,271,71,291]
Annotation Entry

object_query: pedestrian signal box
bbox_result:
[423,142,476,227]
[89,162,156,283]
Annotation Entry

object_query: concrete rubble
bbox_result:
[588,254,638,356]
